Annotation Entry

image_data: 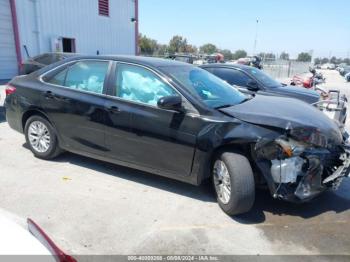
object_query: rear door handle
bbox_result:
[107,106,121,114]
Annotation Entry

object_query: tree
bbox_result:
[200,43,218,54]
[297,52,312,62]
[139,34,158,55]
[184,44,198,54]
[321,58,329,64]
[168,35,188,54]
[232,49,247,60]
[219,49,233,60]
[314,58,321,65]
[280,52,290,60]
[154,44,168,56]
[330,56,338,64]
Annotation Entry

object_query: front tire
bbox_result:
[213,151,255,216]
[24,115,62,160]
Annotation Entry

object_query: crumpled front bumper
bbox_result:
[254,137,350,203]
[283,146,350,202]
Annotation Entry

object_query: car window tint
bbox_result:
[212,68,251,87]
[64,61,109,94]
[246,68,281,88]
[48,68,68,86]
[116,64,177,106]
[203,67,215,74]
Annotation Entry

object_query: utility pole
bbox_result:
[309,50,314,63]
[253,18,259,56]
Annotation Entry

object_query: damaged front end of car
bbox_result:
[253,126,350,202]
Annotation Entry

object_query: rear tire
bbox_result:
[24,115,62,160]
[213,151,255,216]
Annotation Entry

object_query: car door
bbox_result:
[104,62,198,176]
[41,59,111,156]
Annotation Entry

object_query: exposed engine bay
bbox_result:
[253,132,350,202]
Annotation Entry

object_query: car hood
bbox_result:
[271,85,320,104]
[220,95,343,145]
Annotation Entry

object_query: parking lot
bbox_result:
[0,70,349,256]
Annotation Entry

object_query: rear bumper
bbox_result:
[4,97,23,134]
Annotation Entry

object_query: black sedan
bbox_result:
[5,56,350,215]
[200,63,320,104]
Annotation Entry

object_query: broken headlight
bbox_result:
[288,127,328,148]
[275,137,307,158]
[255,136,307,160]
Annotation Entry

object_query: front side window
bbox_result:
[212,68,251,87]
[47,61,109,94]
[116,64,177,106]
[161,65,246,109]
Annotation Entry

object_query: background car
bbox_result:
[165,54,195,64]
[200,63,320,104]
[346,72,350,82]
[321,63,336,70]
[20,52,78,75]
[340,65,350,76]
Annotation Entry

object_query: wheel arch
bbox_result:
[21,108,52,131]
[197,142,255,184]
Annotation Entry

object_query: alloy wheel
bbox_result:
[28,121,51,153]
[213,160,232,204]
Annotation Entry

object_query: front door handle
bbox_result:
[44,91,54,99]
[107,106,121,114]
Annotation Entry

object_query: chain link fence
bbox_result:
[263,60,311,81]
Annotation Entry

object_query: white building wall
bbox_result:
[0,0,18,79]
[15,0,136,59]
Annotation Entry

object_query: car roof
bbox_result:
[65,55,189,68]
[200,63,254,71]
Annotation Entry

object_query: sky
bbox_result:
[139,0,350,59]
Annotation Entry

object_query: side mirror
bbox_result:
[246,80,259,91]
[157,95,183,111]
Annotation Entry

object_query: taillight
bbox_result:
[27,218,77,262]
[5,84,16,96]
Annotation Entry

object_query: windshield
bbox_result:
[246,67,281,88]
[161,65,246,108]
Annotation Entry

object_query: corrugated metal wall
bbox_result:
[0,0,17,79]
[15,0,136,59]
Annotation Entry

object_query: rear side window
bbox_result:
[47,61,109,94]
[48,68,68,86]
[212,68,251,87]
